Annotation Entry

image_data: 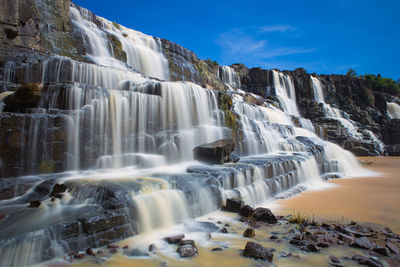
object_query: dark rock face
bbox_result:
[252,207,277,224]
[193,139,235,164]
[243,241,274,262]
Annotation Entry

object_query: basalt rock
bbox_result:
[252,207,277,224]
[176,240,198,257]
[193,139,235,164]
[243,241,274,262]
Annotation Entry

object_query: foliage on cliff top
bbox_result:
[361,74,400,96]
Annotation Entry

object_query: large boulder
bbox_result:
[243,242,274,262]
[193,139,235,164]
[3,82,42,112]
[252,207,277,224]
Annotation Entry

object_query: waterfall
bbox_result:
[388,102,400,119]
[0,2,380,266]
[311,76,363,139]
[220,66,241,89]
[70,5,169,80]
[272,70,299,116]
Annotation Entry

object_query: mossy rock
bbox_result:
[3,83,43,112]
[107,33,127,63]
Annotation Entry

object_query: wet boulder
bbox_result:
[222,198,243,212]
[193,139,235,164]
[252,207,277,224]
[3,82,43,112]
[239,204,254,217]
[164,234,185,244]
[243,242,274,262]
[176,240,198,257]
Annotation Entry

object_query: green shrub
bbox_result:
[362,74,400,96]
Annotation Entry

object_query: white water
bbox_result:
[70,5,169,80]
[311,76,364,139]
[0,4,378,266]
[220,66,241,89]
[388,102,400,119]
[272,70,299,116]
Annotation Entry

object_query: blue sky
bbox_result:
[73,0,400,79]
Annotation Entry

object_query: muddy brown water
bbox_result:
[272,157,400,233]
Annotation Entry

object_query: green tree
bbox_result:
[346,68,357,77]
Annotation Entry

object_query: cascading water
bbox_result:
[220,66,241,89]
[70,4,169,80]
[387,102,400,119]
[271,70,299,116]
[0,2,376,266]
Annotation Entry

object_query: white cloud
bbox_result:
[215,26,314,66]
[259,24,294,32]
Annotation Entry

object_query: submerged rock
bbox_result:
[193,139,235,164]
[243,242,274,262]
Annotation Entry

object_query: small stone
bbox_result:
[338,233,354,243]
[97,250,104,255]
[123,245,129,249]
[211,247,223,251]
[164,234,185,244]
[270,235,278,240]
[387,242,399,255]
[86,248,95,257]
[28,200,41,208]
[306,243,320,252]
[317,242,330,248]
[293,234,303,240]
[289,239,307,246]
[373,247,390,256]
[242,242,274,262]
[330,255,340,263]
[352,237,372,249]
[224,223,230,227]
[74,253,85,259]
[109,248,118,254]
[337,240,345,245]
[149,244,157,252]
[243,228,255,238]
